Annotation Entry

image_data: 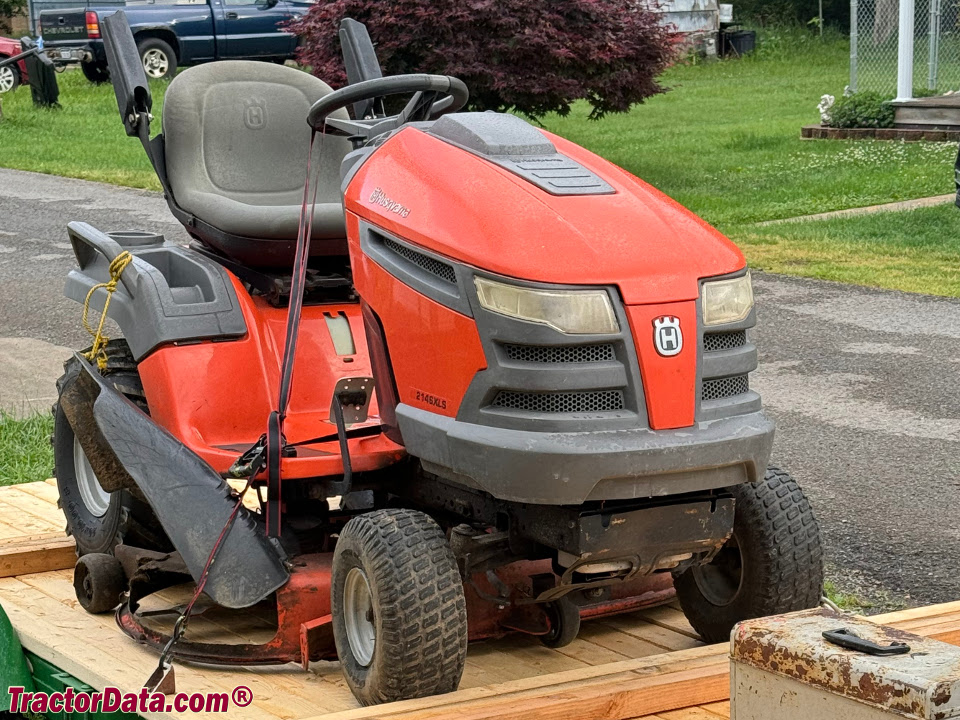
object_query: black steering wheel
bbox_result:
[307,73,469,132]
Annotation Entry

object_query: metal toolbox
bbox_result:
[732,608,960,719]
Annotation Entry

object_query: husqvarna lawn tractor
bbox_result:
[52,12,824,705]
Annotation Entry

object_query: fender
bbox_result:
[59,354,289,609]
[62,222,247,362]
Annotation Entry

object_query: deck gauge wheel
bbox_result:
[74,553,126,614]
[539,596,582,648]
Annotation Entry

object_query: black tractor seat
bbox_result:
[159,61,352,269]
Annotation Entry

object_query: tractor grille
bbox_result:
[492,389,625,413]
[383,238,457,284]
[702,375,749,402]
[503,343,615,364]
[703,330,747,353]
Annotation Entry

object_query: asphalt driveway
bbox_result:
[1,167,958,609]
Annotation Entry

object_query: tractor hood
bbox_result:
[343,117,745,305]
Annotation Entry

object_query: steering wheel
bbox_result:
[307,74,469,132]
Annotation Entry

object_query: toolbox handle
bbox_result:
[823,628,911,656]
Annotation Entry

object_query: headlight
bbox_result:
[702,271,754,326]
[474,277,619,335]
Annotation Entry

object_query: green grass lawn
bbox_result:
[539,30,957,228]
[734,203,960,295]
[0,71,168,190]
[0,411,54,486]
[1,28,960,300]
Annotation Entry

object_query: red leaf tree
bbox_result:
[289,0,679,120]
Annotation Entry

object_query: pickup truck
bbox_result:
[39,0,311,82]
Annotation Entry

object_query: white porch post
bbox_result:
[896,0,915,101]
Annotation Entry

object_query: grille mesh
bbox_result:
[703,331,747,353]
[492,390,625,413]
[702,375,749,402]
[383,238,457,284]
[503,343,615,364]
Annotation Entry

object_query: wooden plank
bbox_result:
[314,647,726,720]
[870,601,960,625]
[577,624,670,659]
[17,571,359,714]
[657,708,727,720]
[698,701,730,718]
[0,485,68,528]
[0,576,281,720]
[598,616,703,652]
[315,606,960,720]
[0,536,75,577]
[322,662,730,720]
[13,480,63,505]
[551,637,632,666]
[634,606,700,641]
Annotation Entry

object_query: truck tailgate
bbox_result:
[39,10,89,43]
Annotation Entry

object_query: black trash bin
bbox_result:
[20,37,60,107]
[722,29,756,57]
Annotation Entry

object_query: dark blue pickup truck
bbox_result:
[38,0,311,82]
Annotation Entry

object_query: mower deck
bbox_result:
[5,480,960,720]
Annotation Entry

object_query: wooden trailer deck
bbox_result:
[1,480,959,720]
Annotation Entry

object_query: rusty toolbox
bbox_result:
[731,608,960,719]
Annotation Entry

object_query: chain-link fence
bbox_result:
[851,0,960,94]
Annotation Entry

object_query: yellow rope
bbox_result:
[82,251,133,371]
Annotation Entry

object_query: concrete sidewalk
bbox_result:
[0,338,71,417]
[755,193,956,226]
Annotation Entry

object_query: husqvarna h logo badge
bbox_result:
[653,316,683,357]
[243,98,266,130]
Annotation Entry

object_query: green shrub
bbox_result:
[826,91,895,128]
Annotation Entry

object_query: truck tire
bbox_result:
[137,37,177,80]
[53,339,172,556]
[80,60,110,84]
[0,62,19,93]
[331,509,468,706]
[674,467,823,644]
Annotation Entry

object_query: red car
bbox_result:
[0,36,28,93]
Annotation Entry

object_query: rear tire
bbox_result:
[80,60,110,84]
[332,509,468,706]
[0,63,19,93]
[674,467,823,643]
[137,37,177,80]
[53,340,171,556]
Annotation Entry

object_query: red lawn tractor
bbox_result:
[53,13,823,705]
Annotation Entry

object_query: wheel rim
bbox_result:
[343,567,376,666]
[142,49,169,78]
[692,535,744,607]
[0,67,14,93]
[73,436,111,517]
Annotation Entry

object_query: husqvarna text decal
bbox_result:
[369,187,411,218]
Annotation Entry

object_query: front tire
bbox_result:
[137,37,177,80]
[331,509,468,706]
[80,60,110,84]
[53,340,171,556]
[674,467,823,643]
